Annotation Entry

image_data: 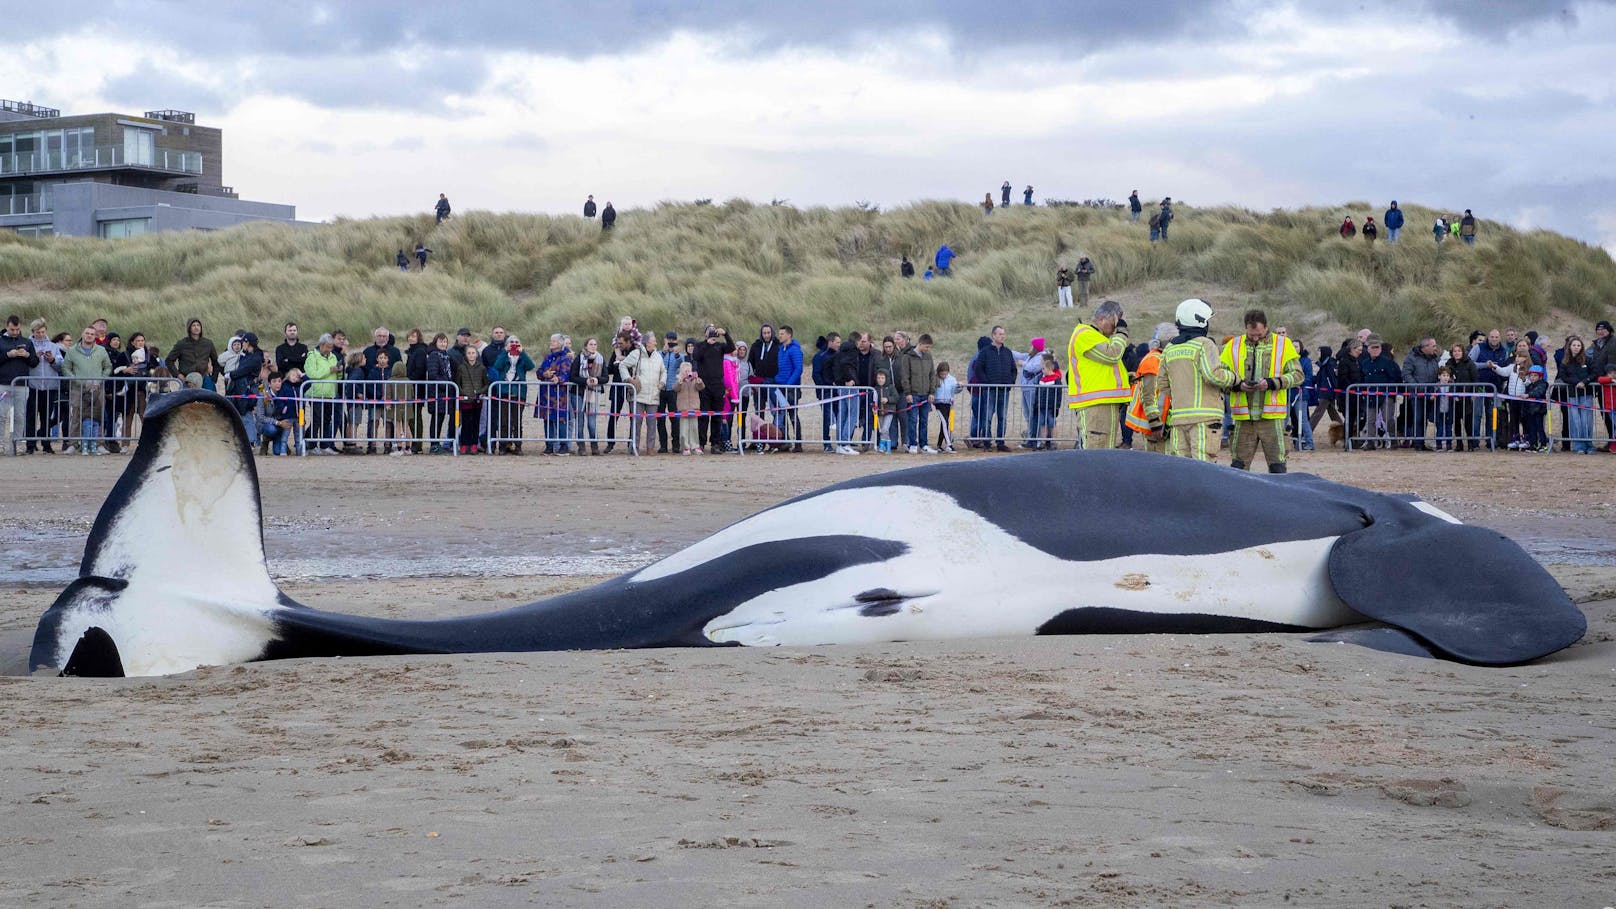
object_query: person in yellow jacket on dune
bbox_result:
[1066,300,1131,450]
[1220,308,1303,473]
[1157,299,1238,461]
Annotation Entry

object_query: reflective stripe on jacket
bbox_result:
[1221,334,1301,419]
[1124,349,1165,433]
[1158,337,1234,425]
[1066,323,1131,409]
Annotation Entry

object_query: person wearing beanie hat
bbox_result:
[1018,337,1048,447]
[1067,300,1131,451]
[1589,320,1614,441]
[1523,363,1551,451]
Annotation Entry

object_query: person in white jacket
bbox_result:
[620,335,666,455]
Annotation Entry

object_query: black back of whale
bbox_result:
[31,391,1587,672]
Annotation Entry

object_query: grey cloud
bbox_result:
[99,64,229,115]
[32,0,1608,109]
[247,51,492,111]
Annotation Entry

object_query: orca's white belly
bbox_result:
[630,487,1364,647]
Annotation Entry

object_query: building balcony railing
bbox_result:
[2,192,51,216]
[0,145,203,177]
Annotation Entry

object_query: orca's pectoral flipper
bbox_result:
[60,626,126,678]
[29,391,287,677]
[1307,626,1440,660]
[1327,522,1586,665]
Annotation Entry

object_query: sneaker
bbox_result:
[943,445,955,453]
[922,446,938,453]
[906,445,918,454]
[388,449,406,457]
[994,444,1011,453]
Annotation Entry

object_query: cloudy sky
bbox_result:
[6,1,1614,249]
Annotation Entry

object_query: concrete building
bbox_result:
[0,99,302,237]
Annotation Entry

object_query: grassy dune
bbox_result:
[1,199,1611,363]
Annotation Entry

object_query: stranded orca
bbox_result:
[31,391,1585,677]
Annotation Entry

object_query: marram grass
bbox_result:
[1,200,1611,364]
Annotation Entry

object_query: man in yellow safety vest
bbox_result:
[1066,300,1131,450]
[1219,308,1303,473]
[1157,299,1238,461]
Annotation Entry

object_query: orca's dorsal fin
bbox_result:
[60,627,126,678]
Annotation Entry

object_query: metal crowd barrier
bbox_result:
[1341,383,1497,451]
[962,382,1085,449]
[295,379,460,455]
[485,380,636,454]
[737,384,873,453]
[8,375,181,454]
[1544,383,1615,451]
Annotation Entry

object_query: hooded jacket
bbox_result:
[0,329,39,385]
[364,337,403,372]
[1384,205,1404,230]
[690,332,733,387]
[406,341,430,382]
[748,330,780,383]
[811,337,833,387]
[832,341,869,386]
[302,348,340,398]
[170,321,220,377]
[967,336,991,385]
[1401,346,1442,386]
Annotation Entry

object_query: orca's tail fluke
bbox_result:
[29,391,288,677]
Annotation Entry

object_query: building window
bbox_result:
[123,127,154,166]
[12,225,54,238]
[99,218,150,239]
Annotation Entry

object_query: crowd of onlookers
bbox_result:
[3,306,1610,459]
[1295,322,1616,453]
[1336,203,1478,245]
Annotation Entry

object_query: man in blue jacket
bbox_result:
[977,325,1019,451]
[773,326,804,450]
[1384,201,1404,243]
[935,244,956,276]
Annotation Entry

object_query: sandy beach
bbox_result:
[1,448,1612,907]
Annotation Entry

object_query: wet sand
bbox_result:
[1,449,1613,907]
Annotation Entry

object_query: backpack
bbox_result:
[1148,212,1161,229]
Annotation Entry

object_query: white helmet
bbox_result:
[1175,298,1212,329]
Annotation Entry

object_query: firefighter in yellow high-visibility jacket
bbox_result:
[1219,308,1303,473]
[1156,299,1237,461]
[1066,300,1131,450]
